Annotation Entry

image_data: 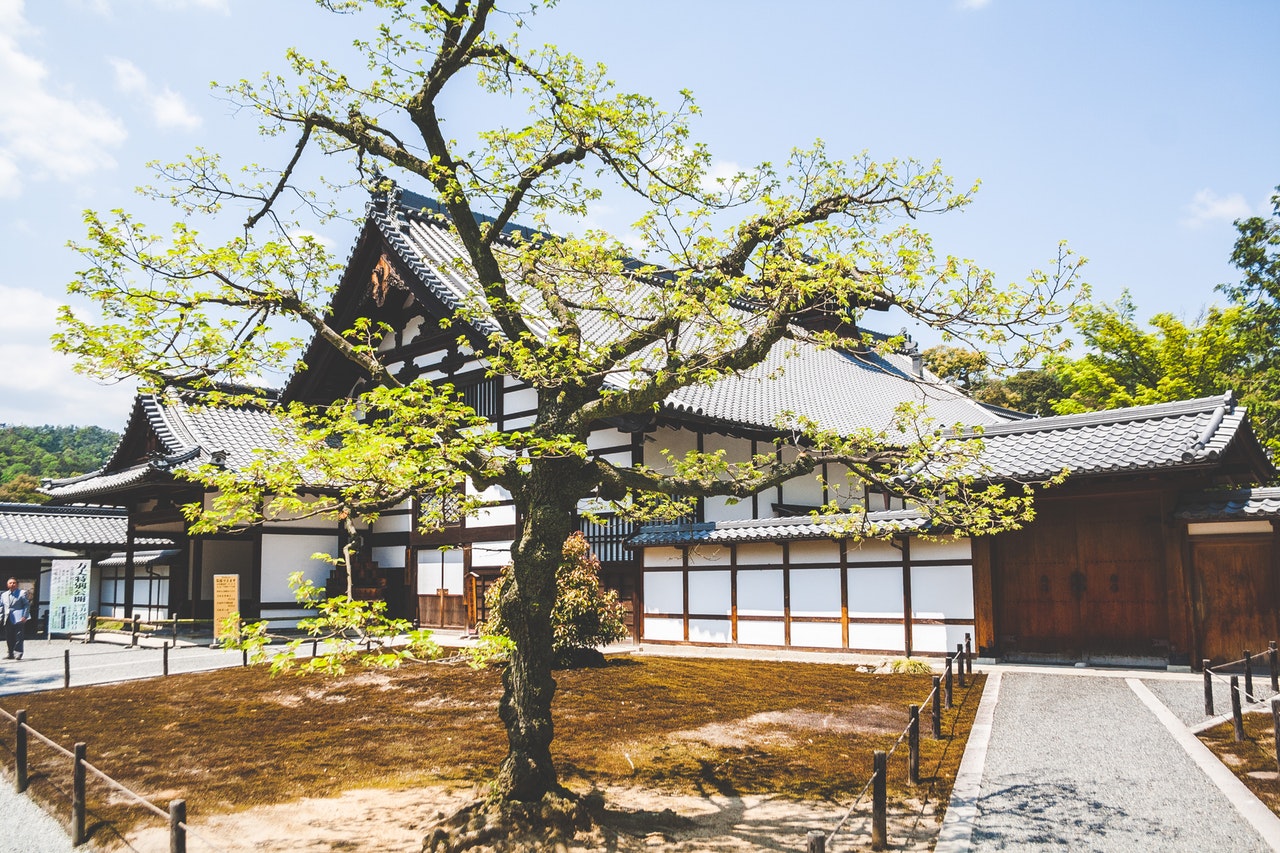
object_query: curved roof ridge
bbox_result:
[972,392,1235,437]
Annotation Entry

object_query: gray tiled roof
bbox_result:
[1175,487,1280,521]
[44,391,300,502]
[375,189,1007,436]
[628,508,929,547]
[0,504,170,548]
[99,549,183,569]
[965,393,1255,480]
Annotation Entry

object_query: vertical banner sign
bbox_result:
[48,559,91,635]
[213,574,240,641]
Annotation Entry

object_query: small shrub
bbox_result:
[887,657,935,674]
[482,532,628,667]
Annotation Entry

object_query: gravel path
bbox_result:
[970,672,1269,851]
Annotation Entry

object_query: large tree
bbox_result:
[54,0,1083,833]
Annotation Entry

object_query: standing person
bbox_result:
[3,577,31,660]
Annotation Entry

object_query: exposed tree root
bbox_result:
[422,789,598,853]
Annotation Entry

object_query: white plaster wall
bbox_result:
[789,540,840,565]
[791,622,843,649]
[910,565,974,620]
[260,534,338,601]
[738,621,785,645]
[789,568,842,617]
[373,512,414,534]
[643,571,684,613]
[688,545,731,567]
[644,426,697,469]
[588,428,630,451]
[643,617,684,641]
[912,623,974,654]
[735,542,783,567]
[643,547,684,568]
[911,537,972,562]
[689,619,731,644]
[504,387,539,413]
[846,539,901,564]
[847,566,903,617]
[737,569,783,617]
[849,623,906,652]
[687,570,731,615]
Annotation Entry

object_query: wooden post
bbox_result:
[170,799,187,853]
[956,645,967,688]
[872,749,887,851]
[72,742,87,845]
[131,614,141,647]
[806,829,826,853]
[965,632,973,675]
[242,648,248,667]
[64,649,70,689]
[163,642,170,676]
[908,704,920,785]
[1270,641,1278,694]
[1204,660,1214,716]
[1272,698,1280,774]
[312,638,319,658]
[931,676,942,739]
[1232,675,1246,742]
[15,710,27,793]
[1245,649,1254,702]
[172,617,178,644]
[944,655,954,709]
[87,612,97,644]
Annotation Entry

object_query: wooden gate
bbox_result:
[1191,536,1278,666]
[993,504,1168,662]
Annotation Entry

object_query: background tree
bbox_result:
[0,425,119,496]
[54,0,1084,831]
[1048,291,1249,414]
[922,345,1063,416]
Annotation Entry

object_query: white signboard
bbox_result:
[48,558,91,635]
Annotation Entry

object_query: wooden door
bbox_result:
[993,517,1084,659]
[993,502,1169,662]
[1075,510,1168,659]
[1191,537,1277,666]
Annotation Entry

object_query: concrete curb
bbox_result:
[934,670,1001,852]
[1128,677,1280,851]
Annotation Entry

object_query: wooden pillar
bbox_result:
[123,517,137,617]
[971,537,996,657]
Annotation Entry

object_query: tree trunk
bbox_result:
[492,460,584,802]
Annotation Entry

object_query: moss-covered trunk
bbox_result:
[492,458,585,802]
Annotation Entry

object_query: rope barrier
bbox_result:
[81,761,170,822]
[22,725,75,760]
[826,767,881,844]
[1206,668,1276,705]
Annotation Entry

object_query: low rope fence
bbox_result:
[0,704,227,851]
[1203,641,1280,751]
[809,635,977,852]
[85,613,217,646]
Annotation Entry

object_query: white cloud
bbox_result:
[110,57,203,131]
[0,0,127,196]
[1182,189,1253,228]
[0,284,136,428]
[699,160,744,194]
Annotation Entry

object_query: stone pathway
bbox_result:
[941,668,1280,852]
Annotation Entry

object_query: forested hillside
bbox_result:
[0,425,119,503]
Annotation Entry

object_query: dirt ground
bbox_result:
[120,783,944,852]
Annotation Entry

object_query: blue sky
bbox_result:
[1,0,1276,429]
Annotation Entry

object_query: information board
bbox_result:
[213,574,240,640]
[48,559,91,635]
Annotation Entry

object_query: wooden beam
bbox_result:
[971,536,995,657]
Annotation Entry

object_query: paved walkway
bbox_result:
[940,667,1280,852]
